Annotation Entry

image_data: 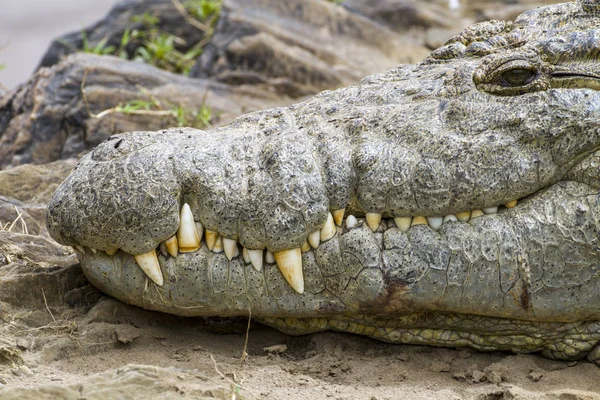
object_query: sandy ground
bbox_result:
[0,0,119,89]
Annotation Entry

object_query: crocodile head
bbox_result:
[47,0,600,362]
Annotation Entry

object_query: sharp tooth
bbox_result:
[265,250,275,264]
[134,249,163,286]
[242,247,251,264]
[426,216,443,231]
[345,215,358,229]
[90,248,97,254]
[332,209,345,226]
[177,203,200,252]
[301,240,311,253]
[483,206,498,214]
[164,236,178,257]
[212,235,224,253]
[223,238,237,260]
[205,230,218,251]
[75,245,85,253]
[106,248,118,256]
[249,249,263,271]
[456,211,471,222]
[443,214,457,223]
[320,212,336,242]
[394,217,412,232]
[411,216,427,226]
[470,209,484,220]
[308,230,320,249]
[366,213,382,232]
[505,200,518,208]
[274,248,304,294]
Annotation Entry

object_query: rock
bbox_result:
[527,370,544,382]
[0,53,285,169]
[263,344,288,354]
[39,0,206,70]
[343,0,455,30]
[115,325,141,344]
[471,370,486,383]
[190,0,430,97]
[0,345,23,365]
[429,361,451,372]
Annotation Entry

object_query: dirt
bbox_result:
[0,287,599,399]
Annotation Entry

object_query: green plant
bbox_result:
[184,0,221,23]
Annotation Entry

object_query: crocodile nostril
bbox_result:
[114,139,123,149]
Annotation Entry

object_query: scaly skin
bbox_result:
[46,0,600,362]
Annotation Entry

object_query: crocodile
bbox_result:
[46,0,600,363]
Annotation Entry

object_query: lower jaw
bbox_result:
[260,313,600,362]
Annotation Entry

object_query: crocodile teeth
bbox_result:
[301,240,311,253]
[90,248,97,254]
[456,211,471,222]
[249,249,263,271]
[427,216,443,231]
[242,247,251,264]
[470,209,484,220]
[177,203,200,252]
[265,250,275,264]
[75,245,85,253]
[274,248,304,294]
[320,212,336,242]
[308,230,320,249]
[394,217,411,232]
[332,209,345,226]
[505,200,518,208]
[205,230,218,251]
[164,236,178,257]
[483,206,498,214]
[366,213,382,232]
[134,249,163,286]
[223,238,237,260]
[106,248,118,256]
[443,214,457,223]
[212,235,224,253]
[411,216,427,226]
[345,215,358,229]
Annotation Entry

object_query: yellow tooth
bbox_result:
[223,238,237,260]
[470,209,484,220]
[456,211,471,222]
[212,235,224,253]
[411,216,427,226]
[249,249,263,271]
[164,236,178,257]
[332,209,345,226]
[205,230,218,251]
[505,200,518,208]
[301,240,311,253]
[366,213,382,232]
[320,212,336,242]
[274,248,304,294]
[75,245,85,253]
[346,215,358,229]
[133,249,163,286]
[308,230,320,249]
[90,248,97,254]
[177,203,200,252]
[265,250,275,264]
[106,248,118,256]
[394,217,412,232]
[242,247,251,264]
[159,242,168,257]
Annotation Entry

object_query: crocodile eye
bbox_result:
[500,68,536,86]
